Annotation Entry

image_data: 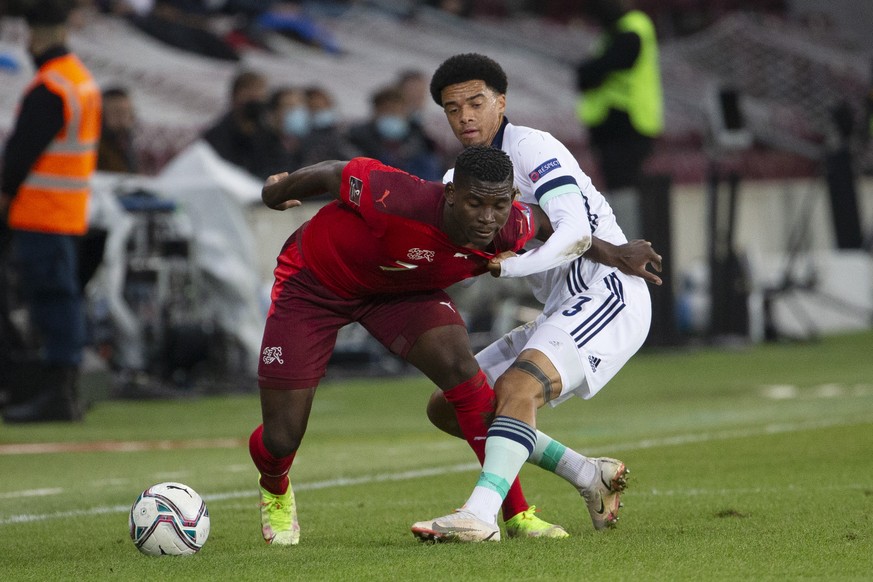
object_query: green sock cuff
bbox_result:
[538,440,567,472]
[475,471,511,498]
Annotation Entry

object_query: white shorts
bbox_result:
[476,271,651,406]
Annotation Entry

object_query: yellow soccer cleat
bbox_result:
[258,481,300,545]
[504,506,569,539]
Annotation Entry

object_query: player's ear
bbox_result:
[444,182,455,206]
[496,92,506,115]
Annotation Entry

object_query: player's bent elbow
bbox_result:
[573,235,592,256]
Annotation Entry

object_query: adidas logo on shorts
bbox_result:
[588,355,601,373]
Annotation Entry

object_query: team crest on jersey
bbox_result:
[348,176,363,206]
[529,158,561,183]
[407,248,435,262]
[262,346,284,365]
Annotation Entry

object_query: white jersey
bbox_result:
[449,119,650,402]
[496,119,627,314]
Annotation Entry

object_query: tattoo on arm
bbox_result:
[510,359,555,403]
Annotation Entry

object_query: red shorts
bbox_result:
[258,236,466,389]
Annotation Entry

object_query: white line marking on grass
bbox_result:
[0,438,245,456]
[760,383,873,401]
[602,416,873,453]
[0,464,482,525]
[2,416,870,526]
[641,483,870,497]
[0,488,64,500]
[0,504,132,525]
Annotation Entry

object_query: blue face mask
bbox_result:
[376,115,409,140]
[311,109,337,129]
[283,107,310,137]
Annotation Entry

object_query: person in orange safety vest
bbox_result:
[1,0,101,423]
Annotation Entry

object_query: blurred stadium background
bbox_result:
[1,0,872,397]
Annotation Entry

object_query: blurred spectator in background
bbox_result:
[397,68,443,162]
[261,85,309,176]
[397,69,429,130]
[302,85,360,165]
[0,0,101,423]
[202,69,278,179]
[97,86,139,173]
[347,85,442,181]
[575,0,662,237]
[120,0,241,61]
[424,0,473,18]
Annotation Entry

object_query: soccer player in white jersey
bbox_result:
[412,53,661,542]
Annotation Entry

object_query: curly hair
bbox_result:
[454,145,513,186]
[429,53,508,105]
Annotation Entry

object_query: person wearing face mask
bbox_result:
[301,86,360,166]
[260,86,310,178]
[202,70,279,179]
[396,69,442,163]
[346,85,442,181]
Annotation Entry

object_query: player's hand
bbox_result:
[272,200,302,210]
[613,239,663,286]
[487,251,516,278]
[264,172,287,188]
[263,172,302,210]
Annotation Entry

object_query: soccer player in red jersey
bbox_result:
[250,146,540,545]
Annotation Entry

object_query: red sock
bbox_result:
[248,424,296,495]
[443,370,529,520]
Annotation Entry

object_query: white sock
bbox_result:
[462,417,536,524]
[528,430,596,490]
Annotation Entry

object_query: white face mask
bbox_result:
[311,109,337,129]
[283,107,311,137]
[376,115,409,140]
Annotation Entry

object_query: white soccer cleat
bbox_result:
[580,457,629,530]
[411,509,501,543]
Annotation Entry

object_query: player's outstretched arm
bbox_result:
[261,160,348,210]
[587,238,663,286]
[527,204,662,285]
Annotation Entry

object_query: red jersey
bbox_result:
[300,158,535,298]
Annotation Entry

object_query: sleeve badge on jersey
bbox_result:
[348,175,363,206]
[529,158,561,183]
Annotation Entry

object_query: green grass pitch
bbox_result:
[1,331,872,580]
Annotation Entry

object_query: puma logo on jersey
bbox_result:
[453,252,470,259]
[375,189,391,207]
[379,261,418,271]
[439,301,456,313]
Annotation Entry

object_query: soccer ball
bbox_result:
[129,482,210,556]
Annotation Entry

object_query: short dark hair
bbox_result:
[231,70,266,100]
[454,146,513,186]
[371,86,404,108]
[430,53,508,106]
[8,0,75,26]
[268,86,301,110]
[102,86,129,101]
